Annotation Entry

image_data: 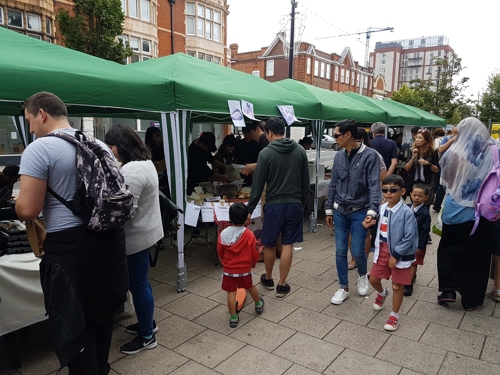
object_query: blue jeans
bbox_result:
[128,247,155,337]
[334,209,368,288]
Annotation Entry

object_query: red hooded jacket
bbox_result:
[217,227,258,274]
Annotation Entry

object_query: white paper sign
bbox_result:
[214,203,230,222]
[241,100,258,121]
[228,100,246,127]
[184,202,201,227]
[201,202,214,223]
[277,105,298,126]
[251,201,262,219]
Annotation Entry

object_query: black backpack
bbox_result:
[45,130,134,231]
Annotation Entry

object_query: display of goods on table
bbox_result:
[198,180,247,197]
[0,220,31,255]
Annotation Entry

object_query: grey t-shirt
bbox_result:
[19,128,110,233]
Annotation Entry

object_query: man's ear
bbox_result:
[401,188,406,196]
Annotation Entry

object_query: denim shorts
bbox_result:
[261,203,303,247]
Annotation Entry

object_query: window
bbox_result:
[326,64,331,79]
[369,78,372,89]
[438,36,444,45]
[314,60,319,76]
[356,74,360,87]
[186,2,195,14]
[198,4,204,17]
[351,72,355,85]
[409,40,414,47]
[381,59,386,65]
[129,0,138,17]
[380,68,385,74]
[214,11,221,23]
[266,60,274,77]
[213,23,221,42]
[206,55,212,62]
[340,69,345,83]
[410,75,413,80]
[197,19,204,36]
[438,50,442,57]
[131,54,140,63]
[420,38,426,46]
[345,70,350,84]
[28,34,41,40]
[27,14,41,31]
[0,8,3,24]
[335,66,339,81]
[186,16,195,35]
[154,42,157,57]
[402,61,408,67]
[46,19,52,35]
[402,76,407,81]
[129,37,140,52]
[142,39,151,54]
[382,53,386,58]
[8,9,23,28]
[142,56,150,61]
[320,62,325,78]
[213,56,221,65]
[121,0,126,13]
[252,70,260,77]
[205,21,212,39]
[306,58,311,74]
[198,52,205,60]
[140,0,150,21]
[187,51,196,57]
[363,77,368,88]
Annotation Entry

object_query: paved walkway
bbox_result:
[2,211,500,375]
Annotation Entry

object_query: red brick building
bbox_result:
[230,33,374,96]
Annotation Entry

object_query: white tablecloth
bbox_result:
[0,253,46,336]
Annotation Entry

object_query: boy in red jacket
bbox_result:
[217,203,264,327]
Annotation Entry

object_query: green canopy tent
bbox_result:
[274,79,388,224]
[343,91,446,127]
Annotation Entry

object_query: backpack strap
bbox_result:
[46,186,78,216]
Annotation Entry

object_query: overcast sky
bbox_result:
[227,0,497,101]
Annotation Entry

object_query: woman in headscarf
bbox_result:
[436,117,496,311]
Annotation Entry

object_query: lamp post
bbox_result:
[168,0,176,55]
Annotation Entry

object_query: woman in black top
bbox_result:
[145,127,165,172]
[214,134,236,174]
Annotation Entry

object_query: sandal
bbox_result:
[486,290,500,302]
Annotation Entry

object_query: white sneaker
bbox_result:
[357,275,369,296]
[331,289,350,305]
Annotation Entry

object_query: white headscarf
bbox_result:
[440,117,494,208]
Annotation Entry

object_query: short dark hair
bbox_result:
[433,128,445,137]
[229,202,248,225]
[335,119,358,139]
[242,126,251,134]
[411,126,421,136]
[411,183,429,195]
[265,117,286,136]
[382,174,405,188]
[105,124,152,165]
[299,136,313,146]
[248,121,266,132]
[23,91,68,118]
[2,165,19,177]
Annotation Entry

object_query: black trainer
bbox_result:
[125,320,158,335]
[276,284,291,298]
[260,274,274,290]
[403,284,413,296]
[120,334,157,355]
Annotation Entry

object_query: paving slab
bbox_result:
[287,272,334,292]
[367,313,430,341]
[174,329,245,369]
[214,345,293,375]
[323,299,379,326]
[273,332,343,373]
[407,300,465,328]
[168,360,220,375]
[419,322,485,358]
[459,312,500,338]
[480,336,500,365]
[324,348,401,375]
[152,283,186,307]
[240,294,299,323]
[399,369,425,375]
[280,307,341,339]
[376,336,447,375]
[111,344,188,375]
[194,304,255,335]
[438,351,500,375]
[288,259,332,275]
[281,287,332,312]
[323,320,390,356]
[282,363,322,375]
[155,315,206,350]
[161,292,219,320]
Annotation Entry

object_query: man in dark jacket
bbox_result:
[246,118,309,298]
[325,119,381,305]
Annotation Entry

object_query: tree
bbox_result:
[391,53,470,124]
[391,83,424,108]
[479,72,500,123]
[56,0,132,63]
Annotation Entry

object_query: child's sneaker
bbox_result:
[229,315,239,328]
[255,297,265,314]
[384,315,399,331]
[373,289,388,311]
[260,274,275,290]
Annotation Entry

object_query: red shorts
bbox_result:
[370,242,412,285]
[222,274,253,292]
[412,250,425,266]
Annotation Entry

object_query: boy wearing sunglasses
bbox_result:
[363,175,418,331]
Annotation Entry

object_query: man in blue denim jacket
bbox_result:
[325,119,381,305]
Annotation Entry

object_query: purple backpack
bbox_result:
[471,145,500,235]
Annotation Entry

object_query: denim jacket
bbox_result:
[374,199,418,265]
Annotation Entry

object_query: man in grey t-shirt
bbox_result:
[16,92,128,373]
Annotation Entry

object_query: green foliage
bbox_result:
[56,0,133,63]
[479,72,500,123]
[391,84,424,108]
[391,53,470,124]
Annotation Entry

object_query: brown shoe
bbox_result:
[348,260,357,270]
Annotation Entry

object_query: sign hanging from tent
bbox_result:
[241,100,258,121]
[228,100,246,127]
[277,105,298,125]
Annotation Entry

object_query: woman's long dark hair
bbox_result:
[105,125,151,165]
[218,134,236,154]
[356,128,371,148]
[145,127,162,151]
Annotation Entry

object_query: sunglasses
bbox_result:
[333,133,344,139]
[417,128,429,133]
[381,187,402,194]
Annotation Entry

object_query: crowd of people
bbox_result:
[11,91,500,373]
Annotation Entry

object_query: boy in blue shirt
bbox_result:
[363,175,418,331]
